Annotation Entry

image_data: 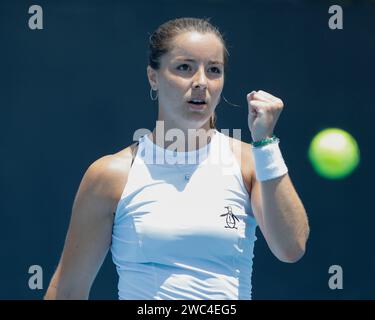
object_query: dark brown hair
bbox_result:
[148,17,229,129]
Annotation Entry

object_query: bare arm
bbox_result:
[246,89,309,263]
[44,154,130,299]
[251,170,310,263]
[232,137,309,263]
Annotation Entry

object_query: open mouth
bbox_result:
[188,99,206,104]
[187,99,207,109]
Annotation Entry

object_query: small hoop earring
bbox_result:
[150,88,158,101]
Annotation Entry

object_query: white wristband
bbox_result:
[251,141,288,182]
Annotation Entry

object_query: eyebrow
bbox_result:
[175,58,224,65]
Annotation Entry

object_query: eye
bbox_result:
[209,67,222,74]
[177,64,191,71]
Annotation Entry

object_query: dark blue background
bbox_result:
[1,0,374,299]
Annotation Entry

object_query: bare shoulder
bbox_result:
[227,135,254,195]
[80,142,139,212]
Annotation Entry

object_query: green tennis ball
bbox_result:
[308,128,360,179]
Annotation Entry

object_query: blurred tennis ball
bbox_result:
[308,128,360,179]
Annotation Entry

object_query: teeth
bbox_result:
[191,100,205,103]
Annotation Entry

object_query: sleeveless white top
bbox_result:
[111,129,258,300]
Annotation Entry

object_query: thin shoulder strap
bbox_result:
[226,134,251,194]
[131,141,139,167]
[112,140,140,217]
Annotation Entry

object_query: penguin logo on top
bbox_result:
[220,206,239,229]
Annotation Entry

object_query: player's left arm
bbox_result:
[247,90,309,263]
[250,171,309,263]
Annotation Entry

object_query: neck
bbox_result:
[150,120,216,152]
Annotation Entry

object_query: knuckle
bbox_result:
[277,99,284,108]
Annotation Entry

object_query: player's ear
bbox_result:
[147,65,158,90]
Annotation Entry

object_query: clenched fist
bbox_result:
[247,90,284,142]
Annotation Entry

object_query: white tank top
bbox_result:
[111,129,258,300]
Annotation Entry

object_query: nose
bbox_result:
[192,66,208,89]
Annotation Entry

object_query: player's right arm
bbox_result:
[44,151,132,299]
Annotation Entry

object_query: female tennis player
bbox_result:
[45,17,309,300]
